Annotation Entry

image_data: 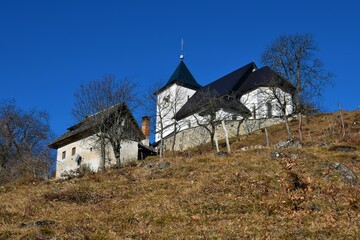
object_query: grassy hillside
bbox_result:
[0,110,359,239]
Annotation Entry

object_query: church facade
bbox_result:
[155,59,295,151]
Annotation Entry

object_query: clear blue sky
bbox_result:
[1,0,359,137]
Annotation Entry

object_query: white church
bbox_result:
[154,56,295,151]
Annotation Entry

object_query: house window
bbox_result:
[72,147,76,156]
[163,95,170,103]
[267,102,273,118]
[62,151,66,159]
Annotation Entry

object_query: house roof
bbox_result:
[174,62,257,120]
[174,62,295,121]
[49,102,145,149]
[156,61,202,94]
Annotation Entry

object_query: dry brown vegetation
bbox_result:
[0,110,360,239]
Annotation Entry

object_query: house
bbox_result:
[155,59,295,151]
[49,102,155,178]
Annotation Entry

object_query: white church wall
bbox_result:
[241,87,293,120]
[155,83,197,142]
[240,89,259,119]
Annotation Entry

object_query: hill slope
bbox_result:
[0,110,359,239]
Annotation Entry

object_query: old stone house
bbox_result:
[49,103,154,178]
[155,59,295,151]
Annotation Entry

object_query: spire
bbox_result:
[180,38,184,60]
[155,61,202,94]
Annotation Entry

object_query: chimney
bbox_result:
[141,116,150,146]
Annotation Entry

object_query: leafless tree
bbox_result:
[192,89,250,151]
[148,83,187,157]
[168,87,188,156]
[72,75,138,169]
[262,33,332,110]
[257,83,294,139]
[235,92,268,140]
[147,82,170,158]
[262,33,332,140]
[0,100,53,183]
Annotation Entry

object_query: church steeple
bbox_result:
[155,39,201,94]
[156,60,201,94]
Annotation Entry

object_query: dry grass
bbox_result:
[0,110,360,239]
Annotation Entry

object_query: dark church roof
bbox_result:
[156,61,202,94]
[174,62,295,121]
[237,66,295,95]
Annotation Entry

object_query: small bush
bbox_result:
[60,164,94,179]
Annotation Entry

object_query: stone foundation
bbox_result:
[162,118,286,151]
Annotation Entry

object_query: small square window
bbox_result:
[163,95,170,103]
[62,151,66,159]
[72,147,76,156]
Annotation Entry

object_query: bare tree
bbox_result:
[192,89,250,151]
[147,82,171,158]
[257,83,294,139]
[262,33,332,109]
[0,99,53,183]
[235,92,268,140]
[72,75,138,169]
[148,83,187,157]
[169,87,188,156]
[262,33,332,140]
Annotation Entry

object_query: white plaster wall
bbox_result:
[241,88,293,119]
[241,89,260,119]
[119,140,138,163]
[55,135,100,178]
[156,83,196,142]
[55,134,138,178]
[156,85,293,145]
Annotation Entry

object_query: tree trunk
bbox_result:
[159,133,165,158]
[111,141,121,168]
[265,128,269,147]
[209,122,217,151]
[339,105,346,138]
[171,124,177,157]
[210,132,215,150]
[100,137,106,171]
[214,135,219,153]
[283,115,292,139]
[236,118,245,141]
[298,112,303,141]
[221,120,231,154]
[115,151,121,168]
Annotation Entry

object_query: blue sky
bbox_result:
[1,0,359,137]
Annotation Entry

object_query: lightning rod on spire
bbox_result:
[180,38,184,60]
